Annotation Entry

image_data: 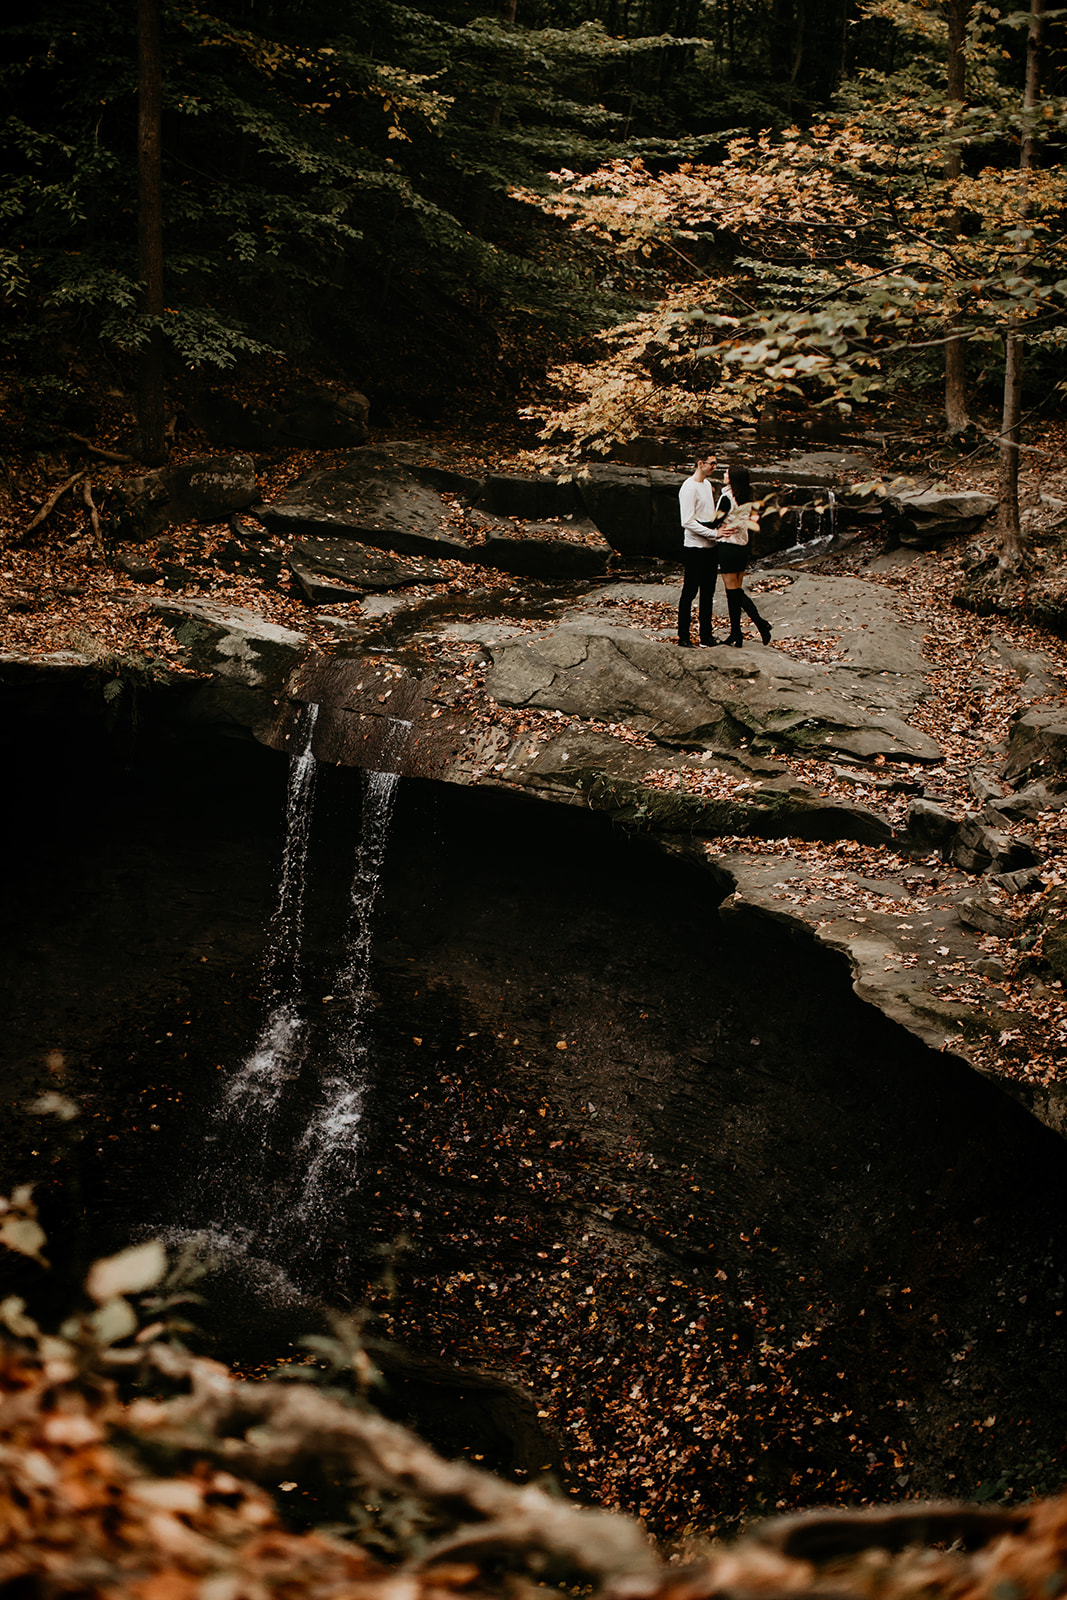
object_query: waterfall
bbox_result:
[222,703,319,1116]
[180,711,407,1286]
[291,764,402,1230]
[773,496,836,564]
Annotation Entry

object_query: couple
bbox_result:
[677,453,771,649]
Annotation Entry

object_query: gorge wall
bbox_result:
[3,692,1067,1540]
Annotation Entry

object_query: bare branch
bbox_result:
[82,477,104,558]
[15,470,88,544]
[67,431,137,464]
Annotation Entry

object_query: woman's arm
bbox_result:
[699,492,732,530]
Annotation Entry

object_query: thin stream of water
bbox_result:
[222,703,320,1116]
[293,766,402,1229]
[189,714,409,1277]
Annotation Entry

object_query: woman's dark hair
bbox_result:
[728,464,753,503]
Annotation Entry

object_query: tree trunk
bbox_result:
[468,0,516,237]
[943,0,969,436]
[137,0,166,466]
[790,0,805,85]
[998,332,1024,562]
[997,0,1044,564]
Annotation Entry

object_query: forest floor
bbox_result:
[3,398,1066,678]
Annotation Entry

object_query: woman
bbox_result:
[705,464,772,647]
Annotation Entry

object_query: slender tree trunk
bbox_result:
[790,0,805,84]
[997,0,1044,564]
[943,0,969,435]
[468,0,516,237]
[137,0,166,466]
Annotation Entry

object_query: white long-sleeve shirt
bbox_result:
[679,474,721,548]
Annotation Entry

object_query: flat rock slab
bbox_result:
[292,536,450,593]
[257,458,612,580]
[760,571,931,682]
[256,462,473,560]
[574,570,931,682]
[486,622,942,762]
[153,599,307,688]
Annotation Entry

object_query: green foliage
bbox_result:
[1,0,1064,440]
[0,0,734,417]
[973,1448,1067,1505]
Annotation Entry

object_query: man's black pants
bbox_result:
[678,547,720,643]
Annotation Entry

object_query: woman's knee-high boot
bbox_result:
[739,590,772,644]
[725,589,744,645]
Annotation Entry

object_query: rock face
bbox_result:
[9,466,1067,1529]
[570,463,845,561]
[884,489,997,547]
[8,443,1067,1145]
[114,454,260,540]
[152,599,307,689]
[256,458,475,558]
[31,558,1026,1139]
[486,624,941,762]
[1004,707,1067,791]
[254,445,612,582]
[498,725,894,845]
[251,443,860,572]
[949,813,1037,875]
[6,729,1067,1535]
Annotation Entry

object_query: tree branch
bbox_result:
[14,471,89,545]
[67,431,138,464]
[82,477,105,558]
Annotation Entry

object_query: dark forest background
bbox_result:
[1,0,1064,475]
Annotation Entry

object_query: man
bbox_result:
[677,451,721,647]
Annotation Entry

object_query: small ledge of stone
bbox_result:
[957,891,1017,937]
[949,813,1039,876]
[152,599,307,688]
[705,848,1030,1100]
[884,489,997,547]
[290,537,450,600]
[503,728,893,847]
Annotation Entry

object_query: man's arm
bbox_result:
[679,480,711,538]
